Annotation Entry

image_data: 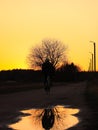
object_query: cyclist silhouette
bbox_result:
[42,109,55,130]
[42,58,55,92]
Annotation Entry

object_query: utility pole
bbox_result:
[90,41,96,71]
[89,52,93,71]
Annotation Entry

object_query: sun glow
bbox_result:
[0,0,98,70]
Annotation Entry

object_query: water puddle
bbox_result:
[9,105,80,130]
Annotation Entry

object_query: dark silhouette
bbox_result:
[59,62,81,72]
[42,109,55,130]
[57,62,81,82]
[27,38,67,69]
[42,58,55,93]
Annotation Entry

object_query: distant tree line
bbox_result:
[0,69,42,82]
[0,67,97,83]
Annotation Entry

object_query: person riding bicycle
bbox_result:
[42,58,55,87]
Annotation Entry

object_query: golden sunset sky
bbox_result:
[0,0,98,71]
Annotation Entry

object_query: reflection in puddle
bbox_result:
[9,105,80,130]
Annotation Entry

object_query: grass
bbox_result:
[85,79,98,129]
[86,79,98,99]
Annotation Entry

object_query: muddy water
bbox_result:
[9,105,80,130]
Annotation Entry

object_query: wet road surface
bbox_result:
[0,82,98,129]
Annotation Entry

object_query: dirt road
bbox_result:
[0,81,96,129]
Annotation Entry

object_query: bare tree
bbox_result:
[27,39,67,70]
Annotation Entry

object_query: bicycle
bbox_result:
[44,75,51,94]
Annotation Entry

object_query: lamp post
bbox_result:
[89,52,93,71]
[90,41,96,72]
[89,58,92,71]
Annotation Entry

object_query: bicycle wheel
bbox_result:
[45,76,51,94]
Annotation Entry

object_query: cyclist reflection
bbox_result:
[42,109,54,130]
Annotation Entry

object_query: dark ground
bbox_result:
[0,81,98,130]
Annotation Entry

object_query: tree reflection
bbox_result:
[9,105,79,130]
[33,105,79,130]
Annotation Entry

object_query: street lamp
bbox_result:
[89,52,93,71]
[88,58,92,71]
[90,41,96,72]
